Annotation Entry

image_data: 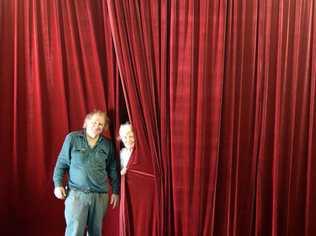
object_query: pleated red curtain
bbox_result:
[1,0,316,235]
[106,0,316,235]
[218,1,316,235]
[0,0,122,235]
[106,1,162,235]
[106,0,225,235]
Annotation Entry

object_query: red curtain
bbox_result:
[1,0,316,236]
[0,0,122,235]
[107,0,316,236]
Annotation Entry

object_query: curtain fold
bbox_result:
[0,0,122,235]
[106,0,316,235]
[1,0,316,235]
[106,1,162,235]
[106,0,226,235]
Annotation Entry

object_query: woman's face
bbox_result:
[122,130,135,149]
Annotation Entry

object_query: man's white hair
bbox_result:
[119,122,133,138]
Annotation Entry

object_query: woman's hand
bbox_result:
[120,167,127,175]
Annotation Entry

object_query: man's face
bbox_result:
[122,130,135,150]
[85,114,105,138]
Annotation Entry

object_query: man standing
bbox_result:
[53,110,120,236]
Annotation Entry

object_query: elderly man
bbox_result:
[53,110,119,236]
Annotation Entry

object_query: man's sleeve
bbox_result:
[107,142,120,194]
[53,133,72,188]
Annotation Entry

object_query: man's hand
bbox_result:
[110,194,119,208]
[54,186,67,199]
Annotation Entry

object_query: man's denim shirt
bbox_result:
[53,131,120,194]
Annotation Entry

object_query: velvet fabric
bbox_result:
[0,1,122,235]
[1,0,316,235]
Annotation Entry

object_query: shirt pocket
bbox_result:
[71,142,88,166]
[94,148,109,168]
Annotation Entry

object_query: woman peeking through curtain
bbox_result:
[118,123,135,176]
